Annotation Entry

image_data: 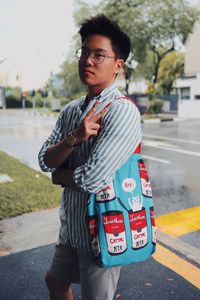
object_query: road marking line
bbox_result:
[143,155,171,164]
[156,206,200,237]
[143,134,200,145]
[153,243,200,289]
[143,141,200,157]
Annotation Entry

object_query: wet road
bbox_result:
[0,244,199,300]
[142,119,200,215]
[0,109,56,171]
[141,119,200,250]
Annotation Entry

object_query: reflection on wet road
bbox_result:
[0,110,57,171]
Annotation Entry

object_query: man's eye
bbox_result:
[94,52,105,58]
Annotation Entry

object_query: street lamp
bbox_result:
[124,53,138,95]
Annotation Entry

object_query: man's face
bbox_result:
[78,34,124,92]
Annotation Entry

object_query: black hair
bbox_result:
[79,14,131,62]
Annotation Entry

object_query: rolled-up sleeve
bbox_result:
[38,110,64,172]
[73,100,142,193]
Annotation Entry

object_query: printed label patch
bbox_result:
[122,178,136,193]
[96,181,116,202]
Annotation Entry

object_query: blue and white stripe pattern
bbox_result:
[38,83,142,251]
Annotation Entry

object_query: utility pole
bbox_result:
[0,58,7,109]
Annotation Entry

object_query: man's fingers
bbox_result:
[85,101,99,118]
[89,129,100,136]
[90,123,100,130]
[93,107,108,122]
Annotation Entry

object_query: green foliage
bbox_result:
[58,0,199,100]
[0,151,61,219]
[73,0,101,27]
[33,91,50,108]
[5,87,21,100]
[147,99,164,114]
[156,51,184,95]
[100,0,199,87]
[103,0,199,59]
[58,59,86,101]
[5,87,33,108]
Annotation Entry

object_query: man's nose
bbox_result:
[84,52,93,64]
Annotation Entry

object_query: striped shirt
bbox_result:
[38,83,142,251]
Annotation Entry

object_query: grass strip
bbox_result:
[0,150,61,219]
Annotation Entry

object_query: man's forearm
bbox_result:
[44,138,75,168]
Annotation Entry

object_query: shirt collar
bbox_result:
[77,82,121,125]
[79,82,119,109]
[95,82,118,103]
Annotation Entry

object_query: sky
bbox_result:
[0,0,199,90]
[0,0,95,90]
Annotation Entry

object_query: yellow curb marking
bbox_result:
[153,244,200,289]
[155,206,200,237]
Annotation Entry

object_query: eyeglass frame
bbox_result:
[75,47,117,64]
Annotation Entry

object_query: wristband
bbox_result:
[66,132,79,147]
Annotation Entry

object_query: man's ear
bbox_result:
[115,59,125,75]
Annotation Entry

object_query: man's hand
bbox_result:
[52,168,78,190]
[44,101,107,170]
[73,101,107,143]
[52,168,62,185]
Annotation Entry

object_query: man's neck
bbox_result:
[87,89,101,102]
[87,81,115,102]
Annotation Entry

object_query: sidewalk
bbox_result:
[1,207,200,268]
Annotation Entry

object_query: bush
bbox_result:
[147,99,164,114]
[6,95,32,108]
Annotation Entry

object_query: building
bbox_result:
[176,16,200,118]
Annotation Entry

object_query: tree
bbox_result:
[61,0,199,99]
[73,0,100,27]
[59,59,85,101]
[156,51,184,95]
[98,0,199,93]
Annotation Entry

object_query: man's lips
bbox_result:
[81,69,95,75]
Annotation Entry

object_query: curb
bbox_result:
[156,230,200,268]
[141,117,174,124]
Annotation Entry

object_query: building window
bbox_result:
[180,87,190,100]
[195,95,200,100]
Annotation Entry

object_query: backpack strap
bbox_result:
[104,96,141,154]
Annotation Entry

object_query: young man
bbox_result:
[38,14,141,300]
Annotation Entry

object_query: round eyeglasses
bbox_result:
[75,48,116,64]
